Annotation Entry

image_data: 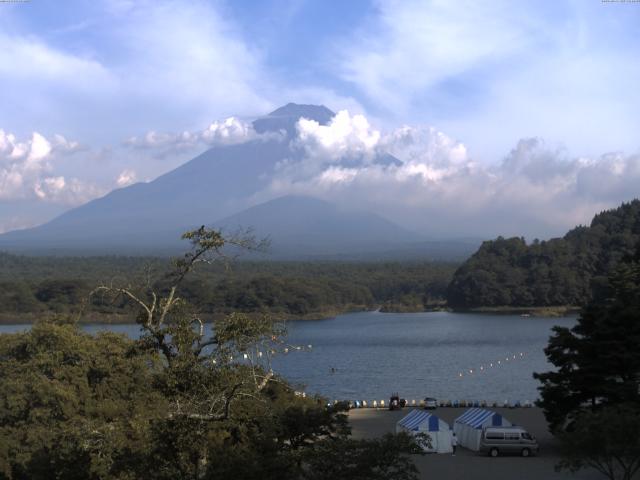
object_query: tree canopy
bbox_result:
[0,253,456,321]
[0,227,422,480]
[533,239,640,479]
[555,404,640,480]
[534,244,640,432]
[447,200,640,308]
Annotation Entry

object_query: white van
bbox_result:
[479,426,539,457]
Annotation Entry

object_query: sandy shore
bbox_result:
[348,407,601,480]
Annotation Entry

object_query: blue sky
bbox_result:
[1,0,640,233]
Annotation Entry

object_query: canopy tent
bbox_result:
[453,408,512,451]
[396,409,453,454]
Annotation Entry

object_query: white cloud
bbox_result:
[116,169,137,187]
[258,110,640,238]
[123,117,259,160]
[338,0,538,113]
[34,176,65,199]
[0,1,275,146]
[2,109,640,239]
[0,130,104,205]
[103,0,272,132]
[335,0,640,159]
[201,117,256,145]
[0,32,114,91]
[124,131,196,151]
[295,110,380,162]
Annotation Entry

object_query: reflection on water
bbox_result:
[0,311,574,402]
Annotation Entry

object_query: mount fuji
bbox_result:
[0,104,479,259]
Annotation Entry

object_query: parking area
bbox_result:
[348,407,602,480]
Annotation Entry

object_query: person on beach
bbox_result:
[451,432,458,456]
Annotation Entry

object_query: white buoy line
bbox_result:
[457,352,526,378]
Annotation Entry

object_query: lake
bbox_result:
[0,311,574,404]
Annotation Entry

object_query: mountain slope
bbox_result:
[0,103,472,259]
[0,105,335,252]
[216,195,421,257]
[446,199,640,308]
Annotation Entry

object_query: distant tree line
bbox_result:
[0,255,456,320]
[447,200,640,308]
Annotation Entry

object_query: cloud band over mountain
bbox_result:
[2,105,638,239]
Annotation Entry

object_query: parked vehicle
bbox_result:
[423,397,438,409]
[479,426,539,457]
[389,393,406,410]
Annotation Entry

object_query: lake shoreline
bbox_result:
[452,306,581,317]
[0,304,579,325]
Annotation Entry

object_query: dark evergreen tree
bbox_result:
[534,245,640,432]
[555,404,640,480]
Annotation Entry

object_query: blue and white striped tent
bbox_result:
[453,408,512,451]
[396,409,453,453]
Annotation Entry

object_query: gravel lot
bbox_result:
[348,407,603,480]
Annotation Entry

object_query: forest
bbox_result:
[447,200,640,308]
[3,200,640,321]
[0,253,456,322]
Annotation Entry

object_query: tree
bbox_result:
[1,227,423,479]
[91,227,280,423]
[0,321,166,480]
[555,405,640,480]
[447,200,640,308]
[534,246,640,432]
[302,433,422,480]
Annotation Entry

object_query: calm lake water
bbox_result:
[0,311,574,403]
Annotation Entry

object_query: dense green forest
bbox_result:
[0,254,456,322]
[447,200,640,308]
